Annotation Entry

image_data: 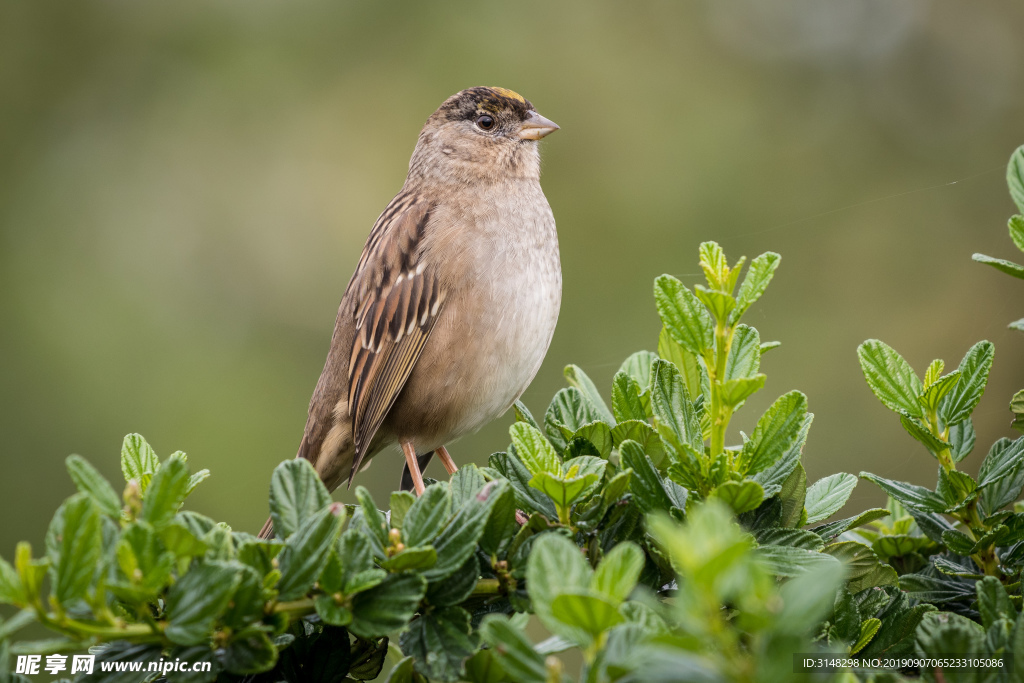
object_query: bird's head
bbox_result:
[408,87,559,184]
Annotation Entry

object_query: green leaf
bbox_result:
[852,619,881,655]
[823,542,897,593]
[857,340,923,417]
[779,463,806,528]
[738,391,808,475]
[654,274,714,356]
[940,341,994,426]
[1011,214,1024,252]
[349,572,427,639]
[269,458,332,540]
[510,422,560,476]
[649,358,701,452]
[513,400,540,430]
[165,561,242,645]
[551,591,624,640]
[390,491,416,530]
[591,542,644,603]
[120,433,160,492]
[564,364,614,425]
[1008,144,1024,214]
[65,455,122,517]
[53,493,102,606]
[0,556,24,605]
[978,436,1024,491]
[116,522,174,597]
[719,375,766,408]
[529,471,597,510]
[222,629,277,675]
[859,472,946,513]
[693,284,735,320]
[380,546,437,572]
[731,251,780,324]
[403,483,452,547]
[804,473,857,524]
[276,503,345,600]
[725,324,761,381]
[355,486,389,552]
[918,371,961,414]
[754,545,841,577]
[619,440,677,515]
[977,575,1016,629]
[972,253,1024,279]
[752,414,813,497]
[451,465,488,511]
[611,372,648,423]
[810,508,890,543]
[711,480,765,515]
[777,564,847,635]
[571,422,613,458]
[423,480,507,582]
[140,454,191,528]
[618,351,657,391]
[527,533,593,645]
[659,327,704,400]
[478,615,548,683]
[899,414,948,458]
[981,438,1024,513]
[489,452,557,519]
[860,591,935,656]
[610,420,666,468]
[399,606,476,683]
[545,387,601,450]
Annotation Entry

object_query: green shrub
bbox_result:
[2,146,1024,683]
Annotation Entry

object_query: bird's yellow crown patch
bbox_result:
[489,87,526,104]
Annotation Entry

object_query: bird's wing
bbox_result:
[345,191,444,483]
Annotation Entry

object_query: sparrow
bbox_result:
[259,87,560,537]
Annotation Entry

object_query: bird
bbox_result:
[258,87,560,538]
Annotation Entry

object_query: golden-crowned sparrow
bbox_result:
[259,87,559,536]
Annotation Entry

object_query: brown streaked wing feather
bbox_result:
[346,192,444,484]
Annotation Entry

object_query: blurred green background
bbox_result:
[2,0,1023,560]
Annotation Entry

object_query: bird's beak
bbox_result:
[519,111,559,140]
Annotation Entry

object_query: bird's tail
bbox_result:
[257,516,275,540]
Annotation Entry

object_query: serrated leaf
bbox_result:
[509,423,560,476]
[403,483,452,548]
[654,274,714,356]
[120,433,160,492]
[527,533,593,646]
[658,327,703,400]
[423,480,507,582]
[65,455,121,518]
[268,459,332,541]
[618,351,658,391]
[919,371,960,413]
[478,616,547,683]
[564,364,614,425]
[810,508,890,543]
[754,545,841,577]
[940,341,994,425]
[978,436,1024,491]
[725,324,761,381]
[140,454,190,528]
[611,372,647,423]
[1008,145,1024,214]
[399,606,476,682]
[719,375,766,408]
[53,494,102,606]
[711,480,764,515]
[857,340,923,417]
[591,542,644,603]
[852,618,881,654]
[551,591,624,641]
[972,253,1024,279]
[649,358,701,453]
[739,391,808,475]
[804,473,857,524]
[276,503,345,600]
[1010,214,1024,252]
[165,562,241,645]
[859,472,946,513]
[348,572,426,639]
[731,252,780,324]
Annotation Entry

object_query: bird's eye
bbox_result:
[476,115,495,131]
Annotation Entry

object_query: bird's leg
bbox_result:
[401,441,426,495]
[435,445,458,475]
